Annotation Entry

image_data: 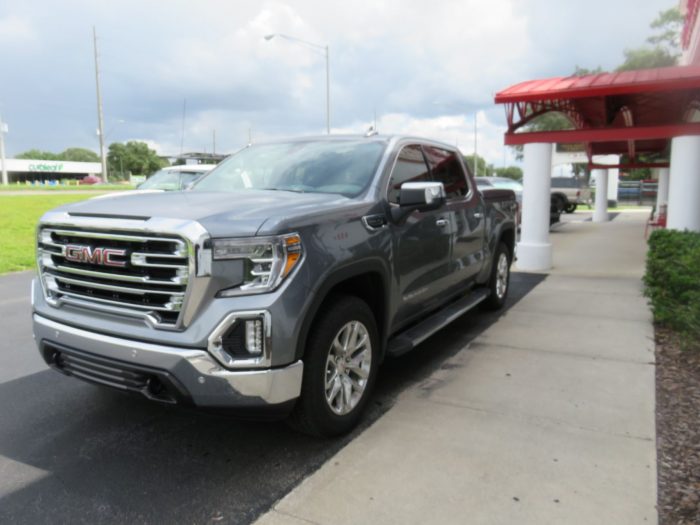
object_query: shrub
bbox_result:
[644,229,700,350]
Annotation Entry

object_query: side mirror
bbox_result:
[392,181,446,222]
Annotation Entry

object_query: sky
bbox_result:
[0,0,677,166]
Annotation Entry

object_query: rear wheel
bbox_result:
[288,295,379,437]
[482,242,511,310]
[565,203,577,213]
[550,196,565,225]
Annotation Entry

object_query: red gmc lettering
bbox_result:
[64,245,127,267]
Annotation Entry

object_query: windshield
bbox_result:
[193,140,387,197]
[139,170,204,190]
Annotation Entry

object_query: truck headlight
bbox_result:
[213,233,302,296]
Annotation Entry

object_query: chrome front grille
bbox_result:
[38,227,191,328]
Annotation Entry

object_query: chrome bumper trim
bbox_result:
[32,314,303,407]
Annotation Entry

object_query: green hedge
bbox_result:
[644,229,700,350]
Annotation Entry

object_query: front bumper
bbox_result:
[33,314,303,412]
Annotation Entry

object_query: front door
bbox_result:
[388,144,454,328]
[422,145,486,289]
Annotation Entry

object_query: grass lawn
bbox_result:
[0,194,94,274]
[0,184,134,192]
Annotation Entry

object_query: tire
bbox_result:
[288,295,379,437]
[564,203,577,214]
[551,195,566,214]
[482,242,511,310]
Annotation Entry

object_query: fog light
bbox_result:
[245,319,263,355]
[207,311,271,368]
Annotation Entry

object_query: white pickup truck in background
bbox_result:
[551,176,592,214]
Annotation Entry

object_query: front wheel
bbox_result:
[482,242,511,310]
[288,295,379,437]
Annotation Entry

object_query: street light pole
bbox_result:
[93,26,108,183]
[264,33,331,134]
[0,116,8,185]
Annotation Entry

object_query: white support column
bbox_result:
[668,136,700,232]
[655,167,670,219]
[517,143,553,271]
[593,169,609,222]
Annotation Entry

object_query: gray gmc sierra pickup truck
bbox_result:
[32,135,516,436]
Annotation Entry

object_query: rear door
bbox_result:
[388,144,454,328]
[422,145,486,289]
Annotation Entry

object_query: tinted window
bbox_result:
[423,146,468,198]
[387,145,430,204]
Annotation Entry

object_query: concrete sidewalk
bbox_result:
[256,212,656,525]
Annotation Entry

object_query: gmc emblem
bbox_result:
[64,245,127,267]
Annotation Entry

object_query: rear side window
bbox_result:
[387,145,431,204]
[423,146,468,199]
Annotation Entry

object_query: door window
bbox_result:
[423,146,468,199]
[387,145,431,204]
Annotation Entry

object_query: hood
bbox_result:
[88,189,164,200]
[53,190,358,237]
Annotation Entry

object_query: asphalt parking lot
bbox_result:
[0,270,543,524]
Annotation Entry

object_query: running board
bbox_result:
[386,288,490,357]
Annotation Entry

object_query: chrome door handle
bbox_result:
[474,212,483,219]
[435,218,448,227]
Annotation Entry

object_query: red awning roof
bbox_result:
[495,65,700,103]
[494,65,700,166]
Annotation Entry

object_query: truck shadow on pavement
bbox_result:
[0,273,544,525]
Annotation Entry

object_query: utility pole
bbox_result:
[93,26,108,183]
[325,45,330,134]
[473,112,478,177]
[180,99,187,155]
[0,116,7,185]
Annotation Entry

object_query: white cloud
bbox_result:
[0,15,36,45]
[0,0,674,163]
[332,110,517,168]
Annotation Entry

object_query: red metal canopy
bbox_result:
[494,65,700,167]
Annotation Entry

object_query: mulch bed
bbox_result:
[656,326,700,525]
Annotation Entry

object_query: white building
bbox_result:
[2,159,102,184]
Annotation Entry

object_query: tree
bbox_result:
[463,154,494,177]
[107,141,167,180]
[15,149,60,160]
[617,6,682,71]
[648,7,684,55]
[59,148,100,162]
[15,147,100,162]
[617,47,677,72]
